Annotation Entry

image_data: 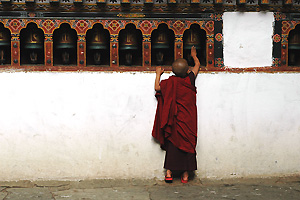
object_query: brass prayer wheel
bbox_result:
[289,29,300,50]
[183,29,200,49]
[119,31,138,50]
[152,31,170,49]
[88,30,108,50]
[0,30,10,47]
[0,31,8,64]
[56,32,75,49]
[24,29,43,49]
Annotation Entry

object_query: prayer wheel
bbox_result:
[119,31,138,50]
[152,31,170,65]
[0,30,10,47]
[88,30,108,50]
[288,30,300,50]
[0,30,10,65]
[24,29,43,64]
[56,32,75,49]
[56,32,75,65]
[120,29,138,66]
[88,30,108,65]
[288,27,300,66]
[184,29,201,66]
[152,32,170,49]
[183,29,201,50]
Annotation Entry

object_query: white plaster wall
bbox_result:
[197,73,300,178]
[223,12,274,68]
[1,12,300,181]
[0,72,300,181]
[0,72,164,180]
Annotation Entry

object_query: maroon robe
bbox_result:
[152,74,197,154]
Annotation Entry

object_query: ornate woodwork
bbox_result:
[0,1,300,71]
[273,13,300,71]
[0,14,221,71]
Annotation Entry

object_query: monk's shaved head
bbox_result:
[172,58,189,77]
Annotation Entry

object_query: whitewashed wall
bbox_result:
[223,12,274,68]
[0,12,300,181]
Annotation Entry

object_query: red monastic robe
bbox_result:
[152,75,197,153]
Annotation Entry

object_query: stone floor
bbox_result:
[0,176,300,200]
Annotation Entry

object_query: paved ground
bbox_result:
[0,176,300,200]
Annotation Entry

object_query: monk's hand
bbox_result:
[156,66,164,76]
[191,46,197,58]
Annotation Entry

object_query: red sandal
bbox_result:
[165,175,173,183]
[181,176,188,183]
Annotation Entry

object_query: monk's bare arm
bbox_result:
[191,46,200,76]
[155,66,164,91]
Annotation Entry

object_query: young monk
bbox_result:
[152,46,200,183]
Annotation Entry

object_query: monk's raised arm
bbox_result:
[155,66,164,91]
[191,46,200,76]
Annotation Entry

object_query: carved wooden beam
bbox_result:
[237,0,246,4]
[259,0,269,5]
[96,0,106,4]
[283,0,292,5]
[214,0,223,4]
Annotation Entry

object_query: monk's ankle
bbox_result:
[166,170,172,177]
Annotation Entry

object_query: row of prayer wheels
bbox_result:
[0,23,205,66]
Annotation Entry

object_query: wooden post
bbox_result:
[175,36,183,61]
[11,34,19,67]
[78,35,85,67]
[143,35,151,68]
[44,35,52,66]
[111,34,118,69]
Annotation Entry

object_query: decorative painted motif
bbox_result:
[207,34,214,43]
[215,58,223,67]
[215,33,222,42]
[273,34,281,43]
[143,34,151,42]
[7,19,25,33]
[41,20,58,33]
[274,16,300,69]
[75,20,91,34]
[274,12,287,21]
[214,13,223,21]
[107,20,123,33]
[171,21,186,34]
[175,35,183,42]
[138,20,153,35]
[205,21,214,33]
[282,21,292,34]
[281,34,288,43]
[272,58,281,67]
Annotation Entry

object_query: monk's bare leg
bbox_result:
[182,171,189,181]
[166,169,172,178]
